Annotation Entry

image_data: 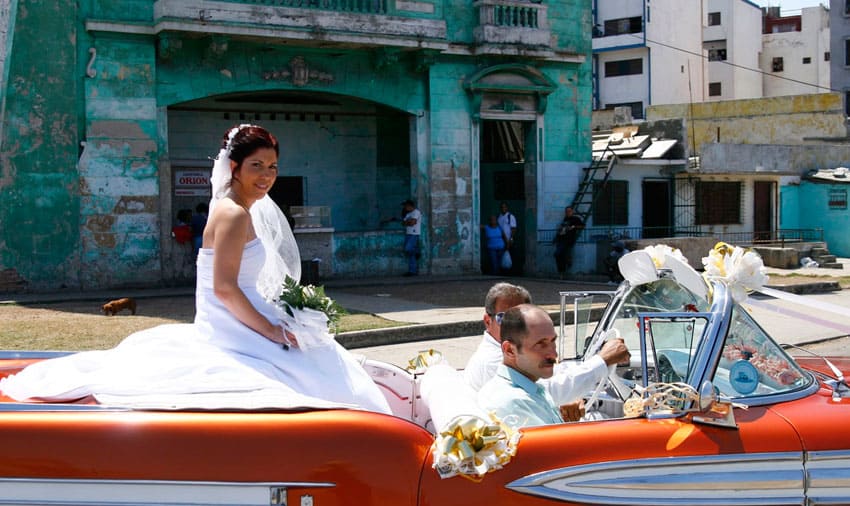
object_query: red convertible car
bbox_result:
[1,268,848,506]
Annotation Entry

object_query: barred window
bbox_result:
[829,189,847,210]
[695,181,741,225]
[593,180,629,225]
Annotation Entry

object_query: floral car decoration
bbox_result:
[0,243,848,506]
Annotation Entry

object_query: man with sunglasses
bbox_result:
[478,304,565,427]
[464,282,629,421]
[464,283,531,391]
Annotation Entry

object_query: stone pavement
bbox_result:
[324,259,849,349]
[2,259,847,356]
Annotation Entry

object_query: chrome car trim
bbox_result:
[0,350,73,359]
[506,452,805,505]
[806,450,850,506]
[0,478,334,506]
[0,402,129,412]
[727,378,820,408]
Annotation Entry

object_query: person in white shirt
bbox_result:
[478,305,564,428]
[464,282,630,420]
[401,199,421,276]
[497,201,517,251]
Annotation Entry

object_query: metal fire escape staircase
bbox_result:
[570,140,617,224]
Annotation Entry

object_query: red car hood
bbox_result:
[795,355,850,379]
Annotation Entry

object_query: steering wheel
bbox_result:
[584,329,635,410]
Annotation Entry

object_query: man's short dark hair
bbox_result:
[500,304,533,351]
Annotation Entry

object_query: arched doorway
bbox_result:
[161,90,416,282]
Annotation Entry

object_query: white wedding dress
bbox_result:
[0,238,392,414]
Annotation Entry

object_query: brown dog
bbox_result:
[102,297,137,316]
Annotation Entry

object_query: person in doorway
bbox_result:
[190,202,209,258]
[553,206,584,279]
[498,201,517,249]
[482,215,507,275]
[402,199,421,277]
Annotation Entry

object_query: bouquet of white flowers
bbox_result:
[276,276,346,349]
[702,242,769,302]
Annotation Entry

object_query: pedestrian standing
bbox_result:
[402,199,421,276]
[482,215,506,275]
[553,206,584,279]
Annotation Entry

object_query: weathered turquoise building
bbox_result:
[0,0,591,291]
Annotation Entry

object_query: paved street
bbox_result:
[351,279,850,368]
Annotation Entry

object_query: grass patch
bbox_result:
[768,273,850,289]
[0,299,405,351]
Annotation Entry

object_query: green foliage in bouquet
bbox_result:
[277,276,346,328]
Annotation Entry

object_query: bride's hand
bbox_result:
[267,324,299,349]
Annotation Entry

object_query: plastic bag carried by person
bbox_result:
[501,250,512,270]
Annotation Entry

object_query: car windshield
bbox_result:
[713,304,812,399]
[607,277,711,356]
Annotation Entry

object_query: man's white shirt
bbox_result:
[463,331,608,404]
[497,212,516,242]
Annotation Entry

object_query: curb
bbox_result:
[766,281,841,295]
[338,308,605,349]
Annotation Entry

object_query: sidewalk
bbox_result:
[328,259,848,347]
[2,260,846,350]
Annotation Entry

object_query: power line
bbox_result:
[620,31,836,93]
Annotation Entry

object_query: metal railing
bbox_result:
[224,0,389,15]
[538,227,824,246]
[476,0,544,29]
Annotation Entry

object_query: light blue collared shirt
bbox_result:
[477,364,564,428]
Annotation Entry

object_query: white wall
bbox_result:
[647,0,705,105]
[704,0,763,100]
[596,46,650,111]
[761,6,831,97]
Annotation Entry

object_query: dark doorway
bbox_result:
[480,120,529,275]
[268,176,304,226]
[753,181,775,241]
[642,179,672,238]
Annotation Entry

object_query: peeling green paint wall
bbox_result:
[79,34,160,289]
[0,0,591,289]
[0,0,80,290]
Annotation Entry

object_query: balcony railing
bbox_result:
[474,0,550,47]
[482,2,540,28]
[217,0,443,17]
[151,0,447,48]
[538,227,824,246]
[225,0,388,15]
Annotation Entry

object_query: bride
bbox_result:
[0,124,392,414]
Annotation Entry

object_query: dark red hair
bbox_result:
[222,125,279,170]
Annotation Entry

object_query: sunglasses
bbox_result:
[488,311,505,325]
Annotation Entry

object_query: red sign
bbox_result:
[175,170,211,197]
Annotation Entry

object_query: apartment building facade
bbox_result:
[592,0,705,119]
[761,5,831,97]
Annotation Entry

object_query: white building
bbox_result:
[703,0,764,101]
[761,6,831,97]
[592,0,705,119]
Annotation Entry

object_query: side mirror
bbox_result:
[692,380,738,429]
[698,380,716,412]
